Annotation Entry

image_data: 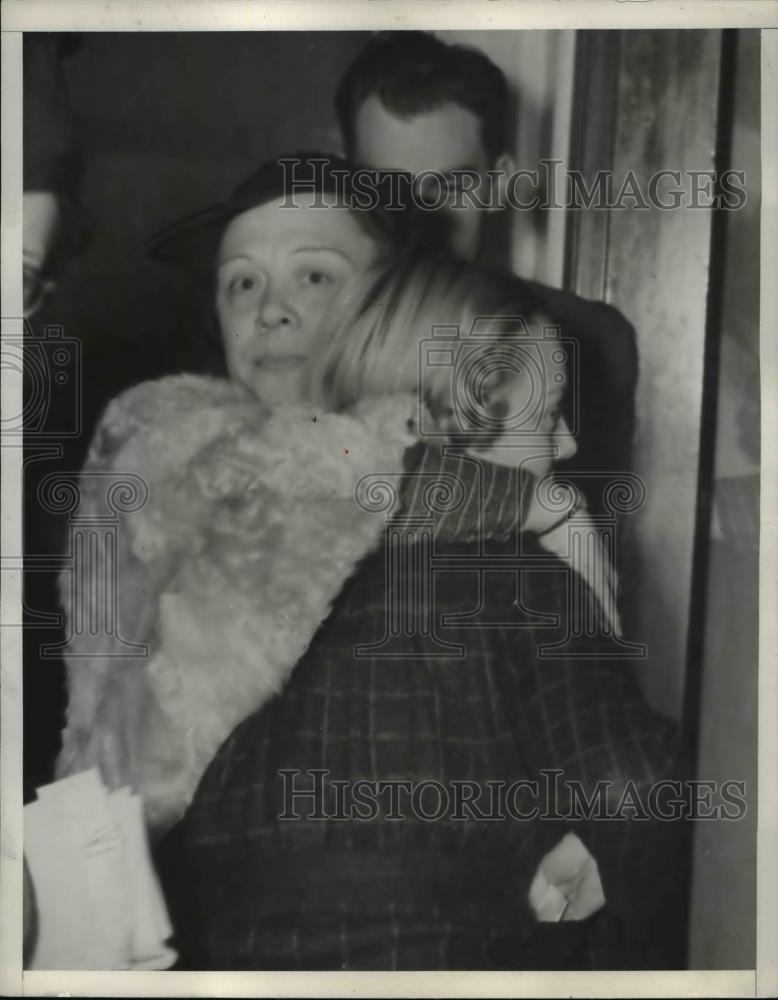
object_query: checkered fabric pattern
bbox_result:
[178,446,680,970]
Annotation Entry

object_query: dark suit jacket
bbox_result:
[522,279,639,517]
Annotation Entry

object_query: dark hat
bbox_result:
[146,152,368,271]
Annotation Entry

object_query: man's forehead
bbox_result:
[353,94,487,174]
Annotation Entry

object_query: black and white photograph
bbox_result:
[1,1,776,994]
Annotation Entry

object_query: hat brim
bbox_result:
[145,200,247,272]
[145,152,360,272]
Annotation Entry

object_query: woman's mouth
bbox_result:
[252,354,306,371]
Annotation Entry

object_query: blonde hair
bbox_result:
[306,252,556,444]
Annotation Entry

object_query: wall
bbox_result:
[688,27,760,970]
[566,30,724,722]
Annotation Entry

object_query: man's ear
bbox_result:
[489,152,517,212]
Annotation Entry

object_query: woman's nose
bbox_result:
[557,417,578,461]
[257,283,295,330]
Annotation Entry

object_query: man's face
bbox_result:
[216,192,380,405]
[352,94,491,260]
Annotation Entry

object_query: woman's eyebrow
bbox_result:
[292,245,354,262]
[216,254,256,269]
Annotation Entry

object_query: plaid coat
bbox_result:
[176,445,680,971]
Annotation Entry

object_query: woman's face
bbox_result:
[216,192,381,405]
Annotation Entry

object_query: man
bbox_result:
[335,31,639,513]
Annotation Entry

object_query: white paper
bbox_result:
[24,769,177,970]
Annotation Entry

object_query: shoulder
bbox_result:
[102,373,242,426]
[522,279,634,339]
[521,279,638,390]
[86,374,246,465]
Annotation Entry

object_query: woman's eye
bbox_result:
[229,276,255,294]
[224,275,258,299]
[301,270,332,287]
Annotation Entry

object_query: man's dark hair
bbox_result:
[336,31,509,162]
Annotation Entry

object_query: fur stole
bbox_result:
[56,374,414,832]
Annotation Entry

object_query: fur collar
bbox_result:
[57,374,415,832]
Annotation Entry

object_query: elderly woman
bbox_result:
[55,154,412,829]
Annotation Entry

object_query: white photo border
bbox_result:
[2,2,776,997]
